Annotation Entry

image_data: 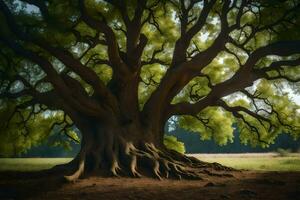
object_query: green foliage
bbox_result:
[231,79,300,148]
[139,64,167,109]
[0,103,53,156]
[163,135,185,154]
[178,107,234,146]
[0,0,300,156]
[172,76,211,104]
[0,101,79,156]
[202,51,240,85]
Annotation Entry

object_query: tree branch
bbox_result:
[0,0,119,115]
[78,0,129,75]
[170,40,300,116]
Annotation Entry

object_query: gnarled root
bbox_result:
[61,139,235,181]
[64,158,85,182]
[63,151,86,182]
[110,141,235,180]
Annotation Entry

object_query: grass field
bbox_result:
[0,158,72,171]
[193,153,300,171]
[0,153,300,172]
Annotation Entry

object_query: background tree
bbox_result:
[0,0,300,180]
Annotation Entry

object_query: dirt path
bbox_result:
[1,171,300,200]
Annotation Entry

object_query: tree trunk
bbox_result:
[53,118,234,181]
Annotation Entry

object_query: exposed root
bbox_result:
[62,141,236,180]
[64,158,85,182]
[110,159,121,177]
[116,142,235,180]
[129,155,142,178]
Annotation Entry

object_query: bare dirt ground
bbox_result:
[1,170,300,200]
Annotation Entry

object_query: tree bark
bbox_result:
[54,116,234,181]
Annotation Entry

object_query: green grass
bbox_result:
[194,155,300,171]
[0,158,72,171]
[0,154,300,172]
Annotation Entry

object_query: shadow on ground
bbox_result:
[1,170,300,200]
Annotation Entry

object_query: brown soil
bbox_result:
[0,171,300,200]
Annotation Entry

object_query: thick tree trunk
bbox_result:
[47,66,234,181]
[53,120,234,181]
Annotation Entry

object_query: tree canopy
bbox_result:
[0,0,300,179]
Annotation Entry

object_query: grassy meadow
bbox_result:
[0,153,300,172]
[193,153,300,171]
[0,158,72,172]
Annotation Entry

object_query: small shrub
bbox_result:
[164,135,185,154]
[276,148,291,157]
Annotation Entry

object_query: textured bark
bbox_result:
[2,0,299,181]
[52,119,234,182]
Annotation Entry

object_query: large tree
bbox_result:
[0,0,300,180]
